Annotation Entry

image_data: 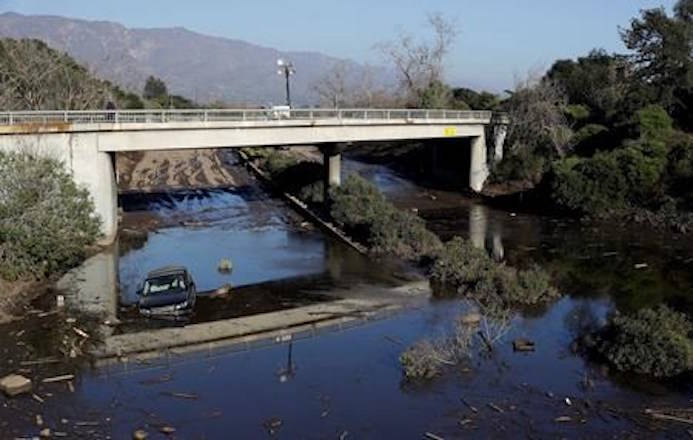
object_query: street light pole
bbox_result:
[277,59,295,107]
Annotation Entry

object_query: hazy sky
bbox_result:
[0,0,679,91]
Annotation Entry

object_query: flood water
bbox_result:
[3,151,693,438]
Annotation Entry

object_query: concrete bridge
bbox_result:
[0,108,507,242]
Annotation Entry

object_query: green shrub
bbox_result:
[297,181,324,204]
[369,209,442,261]
[636,105,673,142]
[550,153,629,214]
[490,148,546,183]
[597,305,693,378]
[565,104,591,123]
[430,237,495,290]
[431,237,558,306]
[0,152,100,281]
[329,175,389,227]
[263,150,299,177]
[571,124,610,156]
[329,175,442,261]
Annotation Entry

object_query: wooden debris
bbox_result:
[161,391,199,400]
[461,397,478,413]
[32,394,45,403]
[512,338,536,352]
[424,433,445,440]
[488,403,504,413]
[21,358,60,367]
[74,421,100,427]
[73,327,90,339]
[644,409,693,425]
[555,416,572,423]
[160,426,176,435]
[42,375,75,384]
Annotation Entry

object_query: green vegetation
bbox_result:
[330,175,443,261]
[481,1,693,226]
[0,152,100,281]
[595,305,693,378]
[430,237,558,307]
[0,38,145,110]
[143,75,197,109]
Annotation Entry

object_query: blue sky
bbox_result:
[0,0,678,91]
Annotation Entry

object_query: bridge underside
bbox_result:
[0,120,492,243]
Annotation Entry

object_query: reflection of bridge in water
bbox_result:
[469,204,505,262]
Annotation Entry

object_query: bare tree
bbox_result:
[0,38,109,111]
[378,13,458,106]
[314,61,350,108]
[505,72,573,157]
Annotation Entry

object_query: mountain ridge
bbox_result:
[0,12,386,105]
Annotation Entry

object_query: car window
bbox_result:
[143,274,186,295]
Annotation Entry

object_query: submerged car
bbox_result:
[138,266,197,317]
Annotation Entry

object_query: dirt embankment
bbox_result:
[0,279,47,324]
[117,149,240,193]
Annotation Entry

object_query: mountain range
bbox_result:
[0,12,388,105]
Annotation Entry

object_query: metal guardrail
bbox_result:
[0,108,493,126]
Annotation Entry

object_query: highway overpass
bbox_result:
[0,108,507,242]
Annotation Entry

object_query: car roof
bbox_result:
[146,266,188,279]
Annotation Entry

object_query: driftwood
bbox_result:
[645,409,693,425]
[42,374,75,383]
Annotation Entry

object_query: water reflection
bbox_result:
[344,157,693,314]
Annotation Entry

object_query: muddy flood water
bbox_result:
[2,151,693,438]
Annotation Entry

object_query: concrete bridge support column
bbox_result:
[493,124,508,163]
[320,143,343,200]
[469,134,489,192]
[69,134,118,244]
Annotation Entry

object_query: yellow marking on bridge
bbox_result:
[443,126,458,137]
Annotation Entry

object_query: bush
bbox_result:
[263,150,299,177]
[430,237,495,290]
[490,148,546,184]
[0,152,100,280]
[400,320,474,380]
[329,175,389,227]
[330,175,442,261]
[550,153,629,214]
[431,237,558,306]
[597,305,693,378]
[399,340,446,380]
[571,124,610,156]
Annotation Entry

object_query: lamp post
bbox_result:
[277,58,295,107]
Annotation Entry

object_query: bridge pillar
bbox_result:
[320,143,343,200]
[492,124,508,163]
[69,134,118,244]
[469,134,489,192]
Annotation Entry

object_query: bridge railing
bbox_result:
[0,108,493,126]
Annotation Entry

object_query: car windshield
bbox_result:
[142,274,186,296]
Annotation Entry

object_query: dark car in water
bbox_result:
[138,266,197,317]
